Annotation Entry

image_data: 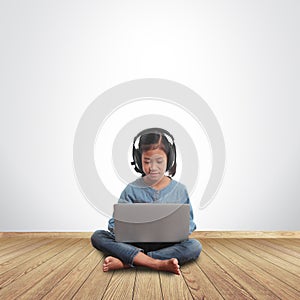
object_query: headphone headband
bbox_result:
[133,127,175,149]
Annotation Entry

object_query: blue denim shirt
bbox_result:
[108,178,196,234]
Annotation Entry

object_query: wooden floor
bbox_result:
[0,237,299,299]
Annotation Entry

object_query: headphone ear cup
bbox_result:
[133,148,142,173]
[167,146,175,170]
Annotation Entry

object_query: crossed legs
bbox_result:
[91,230,201,275]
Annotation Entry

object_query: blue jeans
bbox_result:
[91,230,202,267]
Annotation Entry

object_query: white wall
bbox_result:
[1,0,299,231]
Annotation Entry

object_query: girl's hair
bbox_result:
[132,128,177,177]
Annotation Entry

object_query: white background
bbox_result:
[1,0,299,231]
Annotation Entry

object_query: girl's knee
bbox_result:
[91,230,100,248]
[190,239,202,257]
[91,230,110,248]
[91,229,102,241]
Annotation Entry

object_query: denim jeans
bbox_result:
[91,230,202,267]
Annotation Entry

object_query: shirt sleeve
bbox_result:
[108,185,133,233]
[183,186,197,234]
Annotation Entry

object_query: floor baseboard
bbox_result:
[1,231,299,238]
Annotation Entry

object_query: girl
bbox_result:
[91,128,202,275]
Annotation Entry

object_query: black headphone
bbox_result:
[131,128,177,175]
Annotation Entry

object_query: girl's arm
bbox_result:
[184,188,197,234]
[108,186,133,233]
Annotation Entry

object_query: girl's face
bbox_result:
[141,148,167,185]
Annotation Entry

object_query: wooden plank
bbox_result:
[133,269,163,299]
[181,260,223,299]
[271,239,300,252]
[257,239,300,260]
[196,248,254,299]
[219,239,300,297]
[204,240,279,299]
[0,238,77,288]
[244,239,300,267]
[0,239,60,275]
[18,242,97,299]
[73,254,114,300]
[230,239,300,285]
[0,239,85,299]
[0,238,26,250]
[41,248,101,299]
[0,239,51,264]
[102,268,136,300]
[0,238,52,264]
[239,239,300,274]
[159,271,193,300]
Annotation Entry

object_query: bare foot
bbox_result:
[103,256,130,272]
[132,252,181,275]
[157,258,181,275]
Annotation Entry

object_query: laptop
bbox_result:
[113,203,190,243]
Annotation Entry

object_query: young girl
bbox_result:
[91,128,202,275]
